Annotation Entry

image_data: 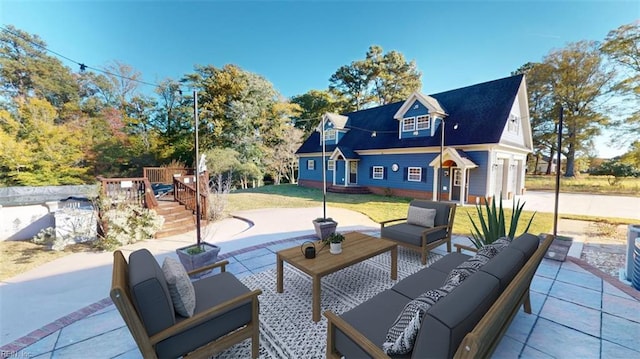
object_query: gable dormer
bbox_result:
[316,113,349,145]
[393,92,447,139]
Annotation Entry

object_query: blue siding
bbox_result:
[358,153,436,191]
[403,100,429,118]
[465,151,490,196]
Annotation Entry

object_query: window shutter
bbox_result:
[383,167,387,180]
[370,166,373,178]
[422,167,428,182]
[403,167,408,181]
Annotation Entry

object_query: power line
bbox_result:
[0,25,160,88]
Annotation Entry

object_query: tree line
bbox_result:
[1,22,638,187]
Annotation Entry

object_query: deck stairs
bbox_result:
[154,199,196,238]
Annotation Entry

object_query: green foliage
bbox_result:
[467,196,536,249]
[590,159,639,185]
[323,232,345,244]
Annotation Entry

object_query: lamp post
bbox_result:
[193,90,202,246]
[439,117,445,202]
[553,106,564,239]
[321,117,327,220]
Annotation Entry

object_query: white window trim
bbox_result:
[408,167,422,182]
[402,117,416,132]
[324,129,336,141]
[373,166,384,179]
[453,169,461,186]
[327,160,335,171]
[307,159,315,170]
[416,115,430,130]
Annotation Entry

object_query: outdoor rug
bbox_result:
[214,247,443,358]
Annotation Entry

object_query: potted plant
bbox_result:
[324,232,345,254]
[313,217,338,241]
[467,195,536,249]
[176,241,220,275]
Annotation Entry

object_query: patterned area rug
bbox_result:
[214,247,443,358]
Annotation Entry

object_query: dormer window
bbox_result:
[416,115,430,130]
[324,129,336,141]
[508,114,520,133]
[402,117,415,132]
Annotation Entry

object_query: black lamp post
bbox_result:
[439,117,445,202]
[193,90,202,246]
[553,106,564,239]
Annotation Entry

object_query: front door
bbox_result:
[451,169,469,201]
[349,162,357,184]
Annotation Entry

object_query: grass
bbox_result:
[228,184,553,237]
[526,174,640,196]
[0,241,93,281]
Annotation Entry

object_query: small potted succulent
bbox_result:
[323,232,345,254]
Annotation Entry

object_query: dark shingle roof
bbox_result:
[296,74,523,154]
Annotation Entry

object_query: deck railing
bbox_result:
[98,177,158,210]
[173,173,209,220]
[144,167,195,184]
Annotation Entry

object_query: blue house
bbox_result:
[295,74,532,205]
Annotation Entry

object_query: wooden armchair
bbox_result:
[110,249,262,359]
[380,200,457,265]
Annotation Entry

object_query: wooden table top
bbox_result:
[276,232,397,277]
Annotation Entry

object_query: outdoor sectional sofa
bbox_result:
[325,233,554,359]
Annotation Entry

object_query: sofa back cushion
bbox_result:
[479,247,526,291]
[412,271,501,359]
[409,200,451,227]
[129,249,176,336]
[509,233,540,259]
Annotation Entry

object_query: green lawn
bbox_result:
[526,174,640,196]
[227,184,552,237]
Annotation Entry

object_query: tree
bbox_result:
[518,41,616,177]
[0,25,80,112]
[329,45,421,111]
[591,158,639,185]
[601,21,640,142]
[290,89,341,135]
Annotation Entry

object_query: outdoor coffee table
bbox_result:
[276,231,397,322]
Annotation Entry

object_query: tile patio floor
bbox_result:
[3,233,640,359]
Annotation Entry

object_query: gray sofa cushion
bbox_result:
[509,233,540,259]
[412,271,501,359]
[479,247,526,291]
[428,252,470,274]
[409,200,451,227]
[392,268,448,299]
[155,272,253,359]
[335,289,412,359]
[128,249,175,336]
[382,223,448,247]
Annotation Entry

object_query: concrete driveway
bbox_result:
[517,191,640,221]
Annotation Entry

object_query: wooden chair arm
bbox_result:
[379,218,407,227]
[454,243,478,253]
[324,310,389,359]
[187,260,229,276]
[149,288,262,344]
[420,224,448,235]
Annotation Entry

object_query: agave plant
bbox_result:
[467,195,536,248]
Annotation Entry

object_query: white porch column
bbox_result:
[459,168,467,206]
[344,160,349,187]
[432,165,439,201]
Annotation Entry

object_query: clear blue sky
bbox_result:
[2,0,638,157]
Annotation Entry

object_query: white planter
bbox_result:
[330,242,342,254]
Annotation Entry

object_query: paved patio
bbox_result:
[1,203,639,358]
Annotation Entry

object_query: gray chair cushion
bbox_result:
[480,247,526,291]
[409,200,451,227]
[412,271,501,359]
[335,290,412,359]
[381,223,447,247]
[155,272,253,359]
[509,233,540,259]
[407,206,436,227]
[128,249,175,336]
[428,252,470,274]
[392,267,448,299]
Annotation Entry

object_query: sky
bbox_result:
[2,0,638,158]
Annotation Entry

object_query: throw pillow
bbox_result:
[162,257,196,317]
[383,287,449,355]
[407,207,436,227]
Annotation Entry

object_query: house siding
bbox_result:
[357,153,436,190]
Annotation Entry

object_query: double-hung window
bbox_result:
[408,167,422,182]
[416,115,430,130]
[402,117,415,132]
[307,159,315,170]
[327,160,335,171]
[324,129,336,141]
[372,166,384,179]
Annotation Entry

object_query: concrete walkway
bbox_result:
[519,190,640,220]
